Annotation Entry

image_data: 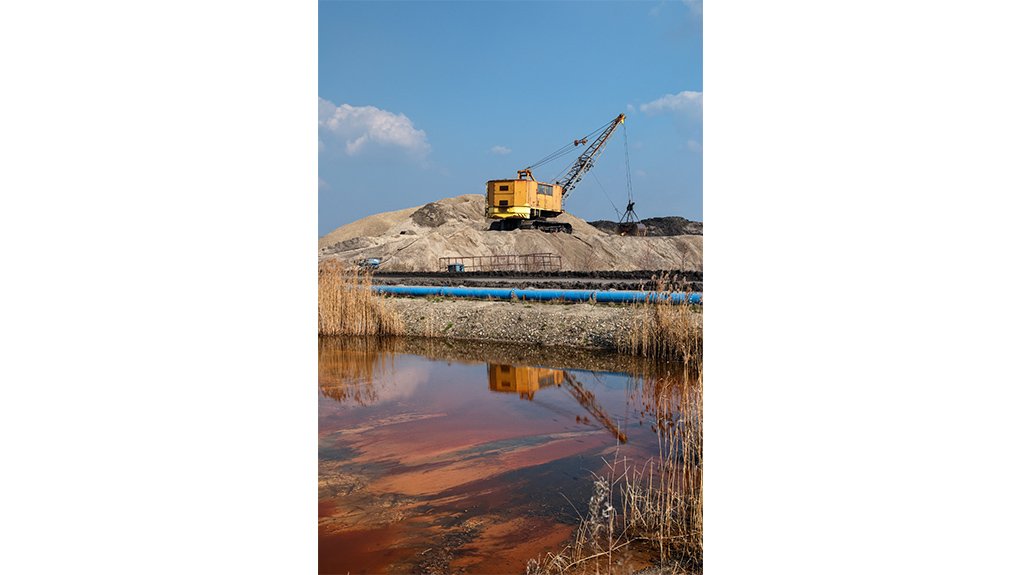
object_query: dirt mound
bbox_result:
[319,194,702,272]
[589,216,703,236]
[410,202,449,227]
[338,237,373,250]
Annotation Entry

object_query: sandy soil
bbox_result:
[319,194,703,272]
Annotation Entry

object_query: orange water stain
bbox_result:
[448,516,576,573]
[345,419,551,468]
[369,433,602,498]
[318,499,337,518]
[319,527,405,575]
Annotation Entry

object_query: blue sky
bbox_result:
[319,0,702,236]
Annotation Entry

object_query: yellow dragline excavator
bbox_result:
[486,113,626,234]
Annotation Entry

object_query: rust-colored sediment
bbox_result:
[319,526,419,575]
[449,516,576,572]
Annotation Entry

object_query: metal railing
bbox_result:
[438,253,562,272]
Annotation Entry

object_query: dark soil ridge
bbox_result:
[589,216,703,236]
[373,269,703,282]
[374,278,702,292]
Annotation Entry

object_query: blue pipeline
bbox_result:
[372,285,701,305]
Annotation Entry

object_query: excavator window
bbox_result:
[499,185,509,191]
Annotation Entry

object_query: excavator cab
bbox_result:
[485,178,567,231]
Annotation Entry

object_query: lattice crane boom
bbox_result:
[557,113,626,199]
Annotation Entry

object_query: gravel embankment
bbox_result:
[386,297,647,351]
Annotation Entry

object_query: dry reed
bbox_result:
[318,260,405,336]
[619,274,702,371]
[619,369,702,571]
[528,367,703,574]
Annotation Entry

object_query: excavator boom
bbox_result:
[562,371,627,443]
[558,113,626,199]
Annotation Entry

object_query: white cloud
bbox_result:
[636,169,647,178]
[490,145,512,155]
[626,103,636,114]
[687,139,702,153]
[639,91,703,116]
[318,97,429,157]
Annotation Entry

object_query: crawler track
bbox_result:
[371,269,702,292]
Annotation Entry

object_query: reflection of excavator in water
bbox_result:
[486,364,628,443]
[487,363,564,399]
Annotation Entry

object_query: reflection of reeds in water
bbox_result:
[621,369,702,571]
[318,261,405,336]
[529,369,703,574]
[619,274,702,372]
[318,337,399,406]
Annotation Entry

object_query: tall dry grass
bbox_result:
[619,369,702,570]
[619,274,702,371]
[318,260,405,336]
[528,365,703,574]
